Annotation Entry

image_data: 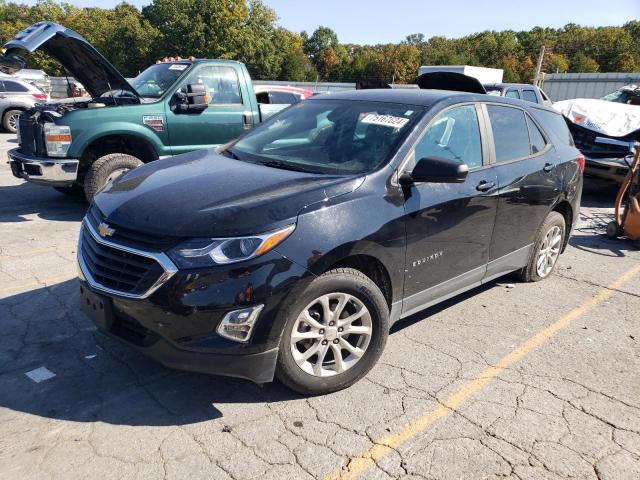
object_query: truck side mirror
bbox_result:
[400,156,469,185]
[172,83,208,113]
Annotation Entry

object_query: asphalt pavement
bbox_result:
[1,132,639,480]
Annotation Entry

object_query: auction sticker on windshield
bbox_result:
[361,113,410,129]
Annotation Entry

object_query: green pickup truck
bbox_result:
[1,22,288,199]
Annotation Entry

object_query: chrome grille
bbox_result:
[87,206,180,251]
[78,219,178,298]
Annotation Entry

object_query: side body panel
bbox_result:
[401,169,498,316]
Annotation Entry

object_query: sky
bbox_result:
[19,0,640,45]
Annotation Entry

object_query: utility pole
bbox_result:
[534,45,546,87]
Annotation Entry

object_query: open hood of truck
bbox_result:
[0,22,137,99]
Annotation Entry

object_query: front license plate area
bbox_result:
[80,285,114,331]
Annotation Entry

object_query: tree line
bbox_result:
[0,0,638,84]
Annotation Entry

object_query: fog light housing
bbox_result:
[217,305,264,342]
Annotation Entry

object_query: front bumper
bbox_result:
[8,148,78,187]
[584,156,629,183]
[77,239,314,383]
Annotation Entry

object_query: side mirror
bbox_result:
[173,83,209,113]
[400,156,469,185]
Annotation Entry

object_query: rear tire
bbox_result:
[83,153,142,201]
[3,109,21,133]
[517,211,566,283]
[275,268,389,395]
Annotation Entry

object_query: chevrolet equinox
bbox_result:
[78,89,583,395]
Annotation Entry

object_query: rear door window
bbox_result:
[505,89,520,99]
[487,105,531,162]
[415,104,483,169]
[521,89,538,104]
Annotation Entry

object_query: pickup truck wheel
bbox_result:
[3,109,21,133]
[518,211,566,282]
[275,268,389,395]
[83,153,142,201]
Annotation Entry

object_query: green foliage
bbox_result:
[0,1,637,84]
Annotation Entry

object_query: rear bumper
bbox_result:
[584,156,628,183]
[8,148,78,186]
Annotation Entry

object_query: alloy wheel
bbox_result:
[536,225,562,278]
[8,112,19,131]
[290,292,372,377]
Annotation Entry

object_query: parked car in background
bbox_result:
[77,88,583,395]
[484,83,552,106]
[1,22,289,200]
[0,77,49,132]
[6,68,51,94]
[555,85,640,183]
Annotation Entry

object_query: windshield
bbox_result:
[229,100,424,175]
[130,62,191,98]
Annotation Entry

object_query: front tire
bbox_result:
[83,153,142,201]
[518,211,566,282]
[275,268,389,395]
[3,109,21,133]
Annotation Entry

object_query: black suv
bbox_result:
[78,89,583,395]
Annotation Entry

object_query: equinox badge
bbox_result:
[98,222,115,238]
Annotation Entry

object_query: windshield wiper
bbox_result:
[221,148,241,160]
[258,159,317,173]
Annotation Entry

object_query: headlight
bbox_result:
[167,224,295,269]
[44,123,72,157]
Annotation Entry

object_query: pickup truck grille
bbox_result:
[87,206,180,251]
[18,113,46,156]
[80,227,167,296]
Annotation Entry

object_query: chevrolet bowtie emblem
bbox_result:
[98,222,115,238]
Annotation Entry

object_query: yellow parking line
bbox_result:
[0,273,77,297]
[324,264,640,480]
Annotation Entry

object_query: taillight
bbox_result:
[576,153,585,173]
[32,93,48,100]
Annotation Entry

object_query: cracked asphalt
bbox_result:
[1,131,639,480]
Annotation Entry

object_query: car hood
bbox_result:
[554,98,640,138]
[93,149,364,238]
[0,22,137,99]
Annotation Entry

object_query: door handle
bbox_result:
[543,163,554,172]
[242,114,252,130]
[476,180,495,192]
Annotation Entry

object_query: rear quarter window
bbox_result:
[530,108,575,147]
